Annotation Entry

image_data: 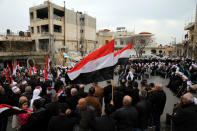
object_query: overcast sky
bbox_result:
[0,0,196,44]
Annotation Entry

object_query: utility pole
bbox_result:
[64,1,66,46]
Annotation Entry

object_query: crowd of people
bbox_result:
[0,58,197,131]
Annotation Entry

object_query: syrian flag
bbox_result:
[47,56,50,71]
[30,66,32,76]
[45,65,48,80]
[67,40,114,84]
[57,89,63,97]
[33,66,37,74]
[114,43,133,65]
[0,104,27,118]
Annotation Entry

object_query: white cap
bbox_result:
[12,86,20,94]
[22,80,27,85]
[35,86,42,92]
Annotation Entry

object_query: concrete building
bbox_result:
[184,5,197,60]
[29,1,96,64]
[0,31,47,68]
[96,29,113,48]
[96,28,158,57]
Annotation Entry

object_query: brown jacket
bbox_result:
[94,86,104,98]
[85,95,102,116]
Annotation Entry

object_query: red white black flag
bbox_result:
[67,40,114,84]
[0,104,27,118]
[114,43,133,65]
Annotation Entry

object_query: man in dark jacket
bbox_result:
[0,86,9,131]
[92,108,115,131]
[77,98,96,131]
[65,88,80,111]
[172,93,197,131]
[111,95,138,131]
[78,84,88,98]
[136,91,151,131]
[48,103,75,131]
[54,77,64,92]
[148,83,166,131]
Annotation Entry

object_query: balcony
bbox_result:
[184,22,195,30]
[0,51,48,57]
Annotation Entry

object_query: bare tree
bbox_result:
[130,34,153,58]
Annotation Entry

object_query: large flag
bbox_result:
[114,43,133,65]
[0,104,27,118]
[67,40,115,84]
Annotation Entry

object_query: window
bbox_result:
[80,29,84,33]
[37,26,40,33]
[105,40,109,44]
[31,27,34,34]
[115,41,117,45]
[30,12,34,19]
[54,25,62,33]
[41,25,49,33]
[120,41,124,45]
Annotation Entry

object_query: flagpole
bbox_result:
[111,79,114,101]
[112,39,115,102]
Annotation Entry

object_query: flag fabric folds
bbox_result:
[0,104,27,118]
[114,43,133,65]
[67,40,115,84]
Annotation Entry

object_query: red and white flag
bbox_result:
[30,66,32,76]
[45,65,48,80]
[0,104,27,118]
[33,66,37,74]
[67,40,114,84]
[47,56,50,71]
[114,43,133,65]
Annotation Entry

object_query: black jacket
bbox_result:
[136,99,151,129]
[21,108,48,131]
[48,115,75,131]
[92,116,115,131]
[148,90,166,116]
[111,105,138,131]
[172,103,197,131]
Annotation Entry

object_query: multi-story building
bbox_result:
[29,1,96,64]
[96,29,113,48]
[184,5,197,60]
[0,30,47,68]
[96,28,158,57]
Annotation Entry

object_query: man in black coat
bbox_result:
[0,86,9,131]
[172,93,197,131]
[136,92,151,130]
[48,103,75,131]
[92,108,115,131]
[65,88,80,111]
[54,77,64,92]
[111,95,138,131]
[148,83,166,131]
[104,81,112,105]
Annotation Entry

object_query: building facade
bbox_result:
[29,1,96,65]
[0,31,47,68]
[184,5,197,60]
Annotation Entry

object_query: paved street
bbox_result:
[7,75,179,131]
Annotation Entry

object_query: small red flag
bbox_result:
[45,65,48,80]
